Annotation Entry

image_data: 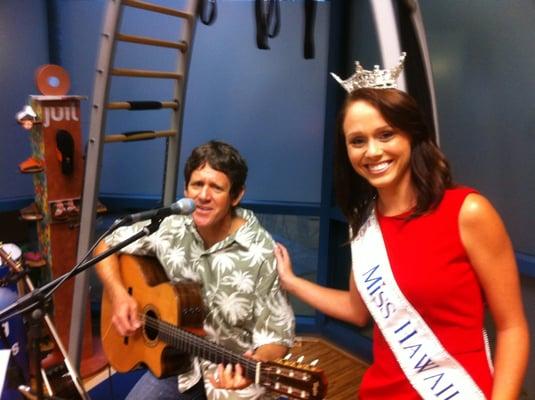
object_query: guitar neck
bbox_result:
[153,318,261,380]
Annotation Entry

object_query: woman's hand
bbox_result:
[274,243,296,291]
[275,243,370,326]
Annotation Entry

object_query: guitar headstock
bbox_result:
[0,243,23,272]
[260,354,327,400]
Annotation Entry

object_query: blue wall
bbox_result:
[4,1,535,255]
[34,0,329,206]
[420,1,535,255]
[0,0,49,208]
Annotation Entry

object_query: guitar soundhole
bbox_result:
[144,309,159,341]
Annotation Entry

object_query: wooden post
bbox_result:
[28,95,97,373]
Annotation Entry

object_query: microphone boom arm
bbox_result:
[0,218,161,323]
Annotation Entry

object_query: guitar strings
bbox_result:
[139,313,259,374]
[101,319,115,340]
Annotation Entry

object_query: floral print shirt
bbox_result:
[104,207,295,399]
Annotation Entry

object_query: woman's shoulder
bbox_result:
[457,191,511,267]
[443,185,495,219]
[444,185,478,200]
[433,185,479,215]
[458,191,499,228]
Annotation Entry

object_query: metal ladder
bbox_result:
[69,0,200,369]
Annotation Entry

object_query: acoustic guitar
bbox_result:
[101,254,327,400]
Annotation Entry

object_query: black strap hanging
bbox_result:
[304,0,316,59]
[255,0,270,49]
[255,0,281,50]
[266,0,281,38]
[199,0,217,26]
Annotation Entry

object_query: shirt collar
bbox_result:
[186,207,257,251]
[232,208,257,249]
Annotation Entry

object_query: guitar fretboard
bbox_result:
[143,316,262,380]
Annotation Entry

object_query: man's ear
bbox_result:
[231,188,245,207]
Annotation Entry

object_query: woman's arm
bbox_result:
[459,193,529,400]
[274,243,370,326]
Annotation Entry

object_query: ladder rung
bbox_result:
[117,33,188,52]
[112,68,182,79]
[122,0,192,20]
[104,130,176,143]
[107,101,179,110]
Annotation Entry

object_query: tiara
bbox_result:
[331,52,406,92]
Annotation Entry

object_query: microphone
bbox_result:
[117,198,195,225]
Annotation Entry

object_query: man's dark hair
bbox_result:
[184,140,248,199]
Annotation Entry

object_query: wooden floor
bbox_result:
[290,336,369,399]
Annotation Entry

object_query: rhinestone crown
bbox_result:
[331,52,406,92]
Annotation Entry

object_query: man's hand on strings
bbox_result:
[209,350,254,390]
[110,288,141,336]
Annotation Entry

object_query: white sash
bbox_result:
[352,210,486,400]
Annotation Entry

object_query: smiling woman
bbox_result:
[342,100,412,207]
[274,76,529,398]
[334,87,451,231]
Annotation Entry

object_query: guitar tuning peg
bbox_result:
[284,353,292,360]
[310,359,319,367]
[297,355,304,364]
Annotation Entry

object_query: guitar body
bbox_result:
[101,254,205,377]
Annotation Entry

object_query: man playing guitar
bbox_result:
[95,141,295,400]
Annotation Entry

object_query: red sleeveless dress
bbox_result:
[358,187,493,399]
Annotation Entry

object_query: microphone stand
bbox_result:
[0,217,162,400]
[0,246,77,400]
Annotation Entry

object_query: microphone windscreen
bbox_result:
[173,198,195,214]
